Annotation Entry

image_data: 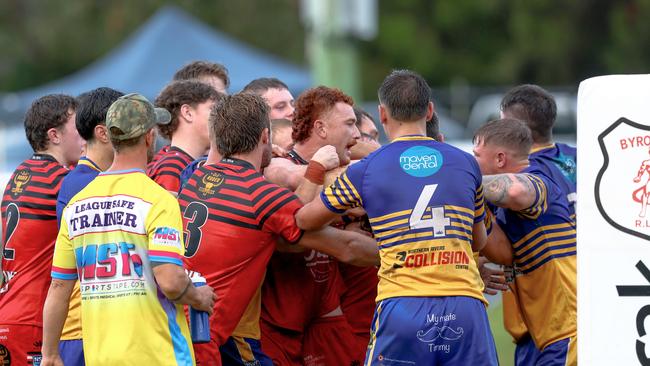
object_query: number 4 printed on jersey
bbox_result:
[409,184,450,237]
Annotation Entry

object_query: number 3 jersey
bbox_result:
[51,169,194,366]
[321,136,486,303]
[0,154,68,326]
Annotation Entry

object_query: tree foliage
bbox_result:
[0,0,648,99]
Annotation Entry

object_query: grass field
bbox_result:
[487,299,515,366]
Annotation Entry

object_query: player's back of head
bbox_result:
[500,84,556,144]
[76,87,124,142]
[378,69,431,122]
[210,93,270,157]
[474,118,533,158]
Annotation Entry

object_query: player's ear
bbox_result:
[180,104,193,123]
[378,104,388,126]
[47,127,61,145]
[95,124,109,143]
[314,119,326,139]
[426,101,434,121]
[261,128,270,145]
[496,151,506,169]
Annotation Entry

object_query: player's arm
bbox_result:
[295,197,340,231]
[152,264,215,313]
[483,173,543,212]
[264,157,307,190]
[472,220,487,252]
[297,226,379,266]
[41,279,74,365]
[350,140,380,160]
[294,145,341,203]
[480,220,514,265]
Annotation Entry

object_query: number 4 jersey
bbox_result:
[0,154,68,326]
[321,136,486,303]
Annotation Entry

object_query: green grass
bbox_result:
[487,300,515,366]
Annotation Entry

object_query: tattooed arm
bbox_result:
[483,173,540,211]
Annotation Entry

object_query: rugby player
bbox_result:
[296,70,497,365]
[474,118,577,366]
[42,93,216,366]
[0,94,82,365]
[179,92,379,366]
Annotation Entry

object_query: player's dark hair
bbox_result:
[155,80,223,140]
[500,84,556,144]
[378,69,431,122]
[242,78,289,95]
[76,87,124,142]
[292,86,354,143]
[24,94,78,152]
[173,60,230,88]
[473,118,533,158]
[353,106,374,130]
[210,93,270,157]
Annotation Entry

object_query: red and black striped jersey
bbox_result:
[179,158,303,344]
[0,154,68,326]
[261,149,344,332]
[147,146,194,193]
[147,144,170,171]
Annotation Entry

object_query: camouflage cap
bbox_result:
[106,93,171,141]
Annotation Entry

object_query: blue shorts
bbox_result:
[515,335,540,366]
[365,296,497,366]
[515,335,576,366]
[219,336,273,366]
[58,339,85,366]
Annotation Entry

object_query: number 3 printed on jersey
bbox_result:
[182,202,208,258]
[409,184,450,237]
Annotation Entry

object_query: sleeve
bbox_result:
[474,184,486,224]
[145,194,185,266]
[51,214,78,280]
[320,163,365,214]
[261,188,304,244]
[518,173,548,219]
[483,201,493,236]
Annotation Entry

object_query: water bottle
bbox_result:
[189,275,211,343]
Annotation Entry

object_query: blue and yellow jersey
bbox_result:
[529,143,576,219]
[495,165,576,350]
[321,135,486,303]
[55,156,102,341]
[503,143,577,343]
[52,169,194,365]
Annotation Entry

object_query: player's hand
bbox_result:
[193,285,217,315]
[272,144,288,158]
[41,354,64,366]
[634,176,641,183]
[312,145,340,170]
[478,256,508,295]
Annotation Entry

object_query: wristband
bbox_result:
[304,160,327,185]
[170,279,192,302]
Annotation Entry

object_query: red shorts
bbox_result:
[260,319,303,366]
[194,339,222,366]
[0,324,42,365]
[302,315,364,366]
